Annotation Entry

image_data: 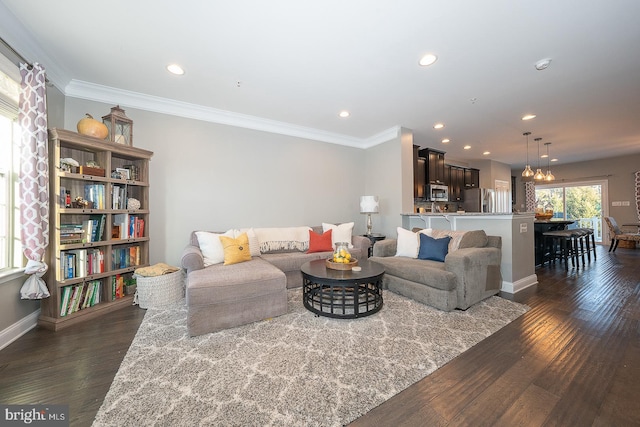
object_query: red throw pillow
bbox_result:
[307,229,333,253]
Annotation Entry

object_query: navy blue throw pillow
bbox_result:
[418,233,451,262]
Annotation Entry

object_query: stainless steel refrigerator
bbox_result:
[462,188,495,213]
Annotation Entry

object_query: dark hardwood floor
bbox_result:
[1,245,638,426]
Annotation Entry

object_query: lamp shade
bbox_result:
[360,196,379,214]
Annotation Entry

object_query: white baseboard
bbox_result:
[0,309,40,351]
[501,274,538,294]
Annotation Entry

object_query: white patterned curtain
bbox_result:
[18,62,50,299]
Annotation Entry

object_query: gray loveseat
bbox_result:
[181,225,370,336]
[370,229,502,311]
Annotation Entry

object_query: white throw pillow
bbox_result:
[395,227,420,258]
[419,228,433,237]
[235,228,261,256]
[430,229,467,252]
[196,230,234,266]
[322,222,354,249]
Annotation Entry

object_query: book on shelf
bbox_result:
[112,185,128,210]
[67,250,87,277]
[113,213,129,239]
[60,248,104,279]
[112,275,125,299]
[66,283,82,315]
[61,252,76,279]
[59,280,102,316]
[84,184,105,210]
[81,214,106,243]
[112,245,140,269]
[60,286,72,316]
[60,223,84,244]
[113,214,145,239]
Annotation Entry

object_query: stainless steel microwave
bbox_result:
[428,184,449,201]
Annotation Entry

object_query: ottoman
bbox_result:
[186,257,287,336]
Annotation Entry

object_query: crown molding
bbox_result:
[65,79,400,149]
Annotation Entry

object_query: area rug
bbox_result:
[92,290,529,427]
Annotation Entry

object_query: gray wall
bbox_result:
[361,128,405,238]
[64,98,377,267]
[512,153,640,226]
[470,159,512,190]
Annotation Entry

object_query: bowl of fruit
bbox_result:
[325,243,358,270]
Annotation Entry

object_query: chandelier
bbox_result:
[533,137,546,181]
[521,132,534,180]
[544,142,555,181]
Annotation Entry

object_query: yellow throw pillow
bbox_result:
[219,233,252,265]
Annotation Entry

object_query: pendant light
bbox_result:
[544,142,555,181]
[533,137,545,181]
[521,132,534,180]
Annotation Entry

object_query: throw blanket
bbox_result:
[253,226,312,253]
[135,263,180,277]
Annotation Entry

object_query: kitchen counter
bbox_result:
[402,212,532,216]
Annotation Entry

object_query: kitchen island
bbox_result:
[401,212,536,295]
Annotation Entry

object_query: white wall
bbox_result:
[64,98,379,266]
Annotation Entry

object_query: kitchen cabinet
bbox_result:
[418,148,446,185]
[413,145,426,198]
[449,166,465,202]
[464,168,480,188]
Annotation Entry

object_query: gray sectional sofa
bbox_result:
[181,225,370,336]
[369,229,502,311]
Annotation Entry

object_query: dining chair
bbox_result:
[603,217,640,252]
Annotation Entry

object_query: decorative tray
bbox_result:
[535,213,554,220]
[325,258,358,271]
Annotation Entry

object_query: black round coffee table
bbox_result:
[300,259,384,319]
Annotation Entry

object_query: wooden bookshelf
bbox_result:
[39,128,153,331]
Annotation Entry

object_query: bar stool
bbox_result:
[542,229,580,269]
[573,228,596,263]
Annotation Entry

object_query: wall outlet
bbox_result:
[612,201,622,206]
[622,201,630,206]
[520,223,527,233]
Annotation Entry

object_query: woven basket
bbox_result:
[134,269,185,309]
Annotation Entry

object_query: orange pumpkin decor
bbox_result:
[77,114,108,139]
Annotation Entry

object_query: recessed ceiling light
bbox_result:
[339,111,350,118]
[541,153,549,158]
[522,114,536,121]
[551,158,558,162]
[419,54,438,67]
[463,145,471,150]
[535,58,552,71]
[433,123,444,129]
[441,138,450,143]
[166,64,185,75]
[483,151,490,155]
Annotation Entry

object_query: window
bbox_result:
[0,59,22,274]
[535,180,607,243]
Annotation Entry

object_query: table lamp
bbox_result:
[360,196,379,235]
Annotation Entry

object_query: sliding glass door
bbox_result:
[535,180,607,242]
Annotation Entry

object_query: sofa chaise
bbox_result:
[181,224,370,336]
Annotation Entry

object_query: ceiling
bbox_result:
[2,0,639,169]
